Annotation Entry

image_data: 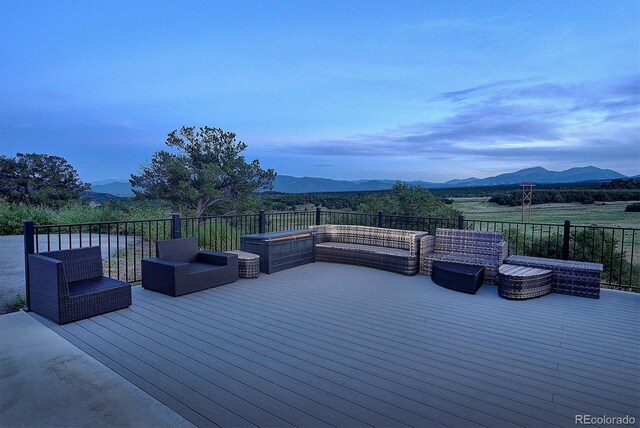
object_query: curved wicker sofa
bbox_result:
[310,225,429,275]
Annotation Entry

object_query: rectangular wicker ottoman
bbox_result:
[431,261,485,294]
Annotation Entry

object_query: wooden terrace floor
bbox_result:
[41,263,640,427]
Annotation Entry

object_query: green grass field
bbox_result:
[453,198,640,228]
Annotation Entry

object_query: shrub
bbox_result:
[625,202,640,212]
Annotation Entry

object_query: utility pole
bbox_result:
[520,182,535,222]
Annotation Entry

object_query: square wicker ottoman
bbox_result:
[226,250,260,278]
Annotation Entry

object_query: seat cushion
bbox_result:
[188,262,224,275]
[68,276,130,297]
[427,252,496,266]
[316,242,410,257]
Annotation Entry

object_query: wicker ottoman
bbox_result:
[431,261,485,294]
[498,264,553,300]
[226,250,260,278]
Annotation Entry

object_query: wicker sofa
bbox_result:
[28,246,131,324]
[310,225,429,275]
[142,237,239,297]
[420,228,509,284]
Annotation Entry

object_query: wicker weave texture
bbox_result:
[419,229,508,284]
[143,239,239,296]
[498,264,553,300]
[28,247,131,324]
[505,255,602,299]
[225,250,260,278]
[311,225,428,275]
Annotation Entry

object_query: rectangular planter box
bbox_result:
[240,229,316,274]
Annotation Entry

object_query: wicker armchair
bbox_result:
[420,228,509,284]
[142,237,239,297]
[28,246,131,324]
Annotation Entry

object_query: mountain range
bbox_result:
[90,166,633,196]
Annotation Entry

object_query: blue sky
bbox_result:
[1,0,638,183]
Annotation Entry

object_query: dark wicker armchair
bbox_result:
[28,246,132,324]
[142,237,239,297]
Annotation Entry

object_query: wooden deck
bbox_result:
[42,262,639,427]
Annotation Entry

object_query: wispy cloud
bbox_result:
[282,76,639,172]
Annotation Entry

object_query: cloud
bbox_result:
[282,76,639,171]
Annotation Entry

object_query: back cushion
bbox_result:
[435,229,503,257]
[315,225,412,250]
[156,237,198,263]
[41,246,103,282]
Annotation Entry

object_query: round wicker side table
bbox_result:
[226,250,260,278]
[498,264,553,300]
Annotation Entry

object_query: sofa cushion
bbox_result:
[435,229,505,258]
[188,262,225,275]
[157,237,199,263]
[68,276,130,297]
[426,252,496,266]
[316,242,411,258]
[40,247,104,282]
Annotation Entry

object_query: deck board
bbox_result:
[42,262,640,428]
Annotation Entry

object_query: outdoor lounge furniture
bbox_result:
[28,246,131,324]
[505,255,602,298]
[419,228,509,284]
[241,230,316,274]
[310,225,429,275]
[142,237,238,297]
[225,250,260,278]
[498,264,553,299]
[432,261,485,294]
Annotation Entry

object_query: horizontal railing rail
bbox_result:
[23,208,639,310]
[31,218,173,286]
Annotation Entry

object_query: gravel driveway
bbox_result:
[0,234,141,314]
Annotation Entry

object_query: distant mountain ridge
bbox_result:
[91,181,135,196]
[90,166,633,195]
[272,166,628,193]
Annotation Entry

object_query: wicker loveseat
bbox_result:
[310,225,429,275]
[142,237,239,297]
[28,246,132,324]
[420,228,509,284]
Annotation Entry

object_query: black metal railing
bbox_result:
[264,210,316,232]
[23,208,640,305]
[30,218,173,285]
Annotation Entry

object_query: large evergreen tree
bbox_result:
[358,182,461,218]
[130,126,276,216]
[0,153,90,206]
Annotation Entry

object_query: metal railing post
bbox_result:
[377,210,384,228]
[562,220,571,260]
[315,207,322,226]
[171,213,181,239]
[259,210,266,234]
[23,220,34,311]
[457,215,465,230]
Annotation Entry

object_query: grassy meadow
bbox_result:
[454,198,640,228]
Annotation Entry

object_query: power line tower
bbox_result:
[520,182,535,222]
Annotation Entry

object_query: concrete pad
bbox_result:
[0,311,195,428]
